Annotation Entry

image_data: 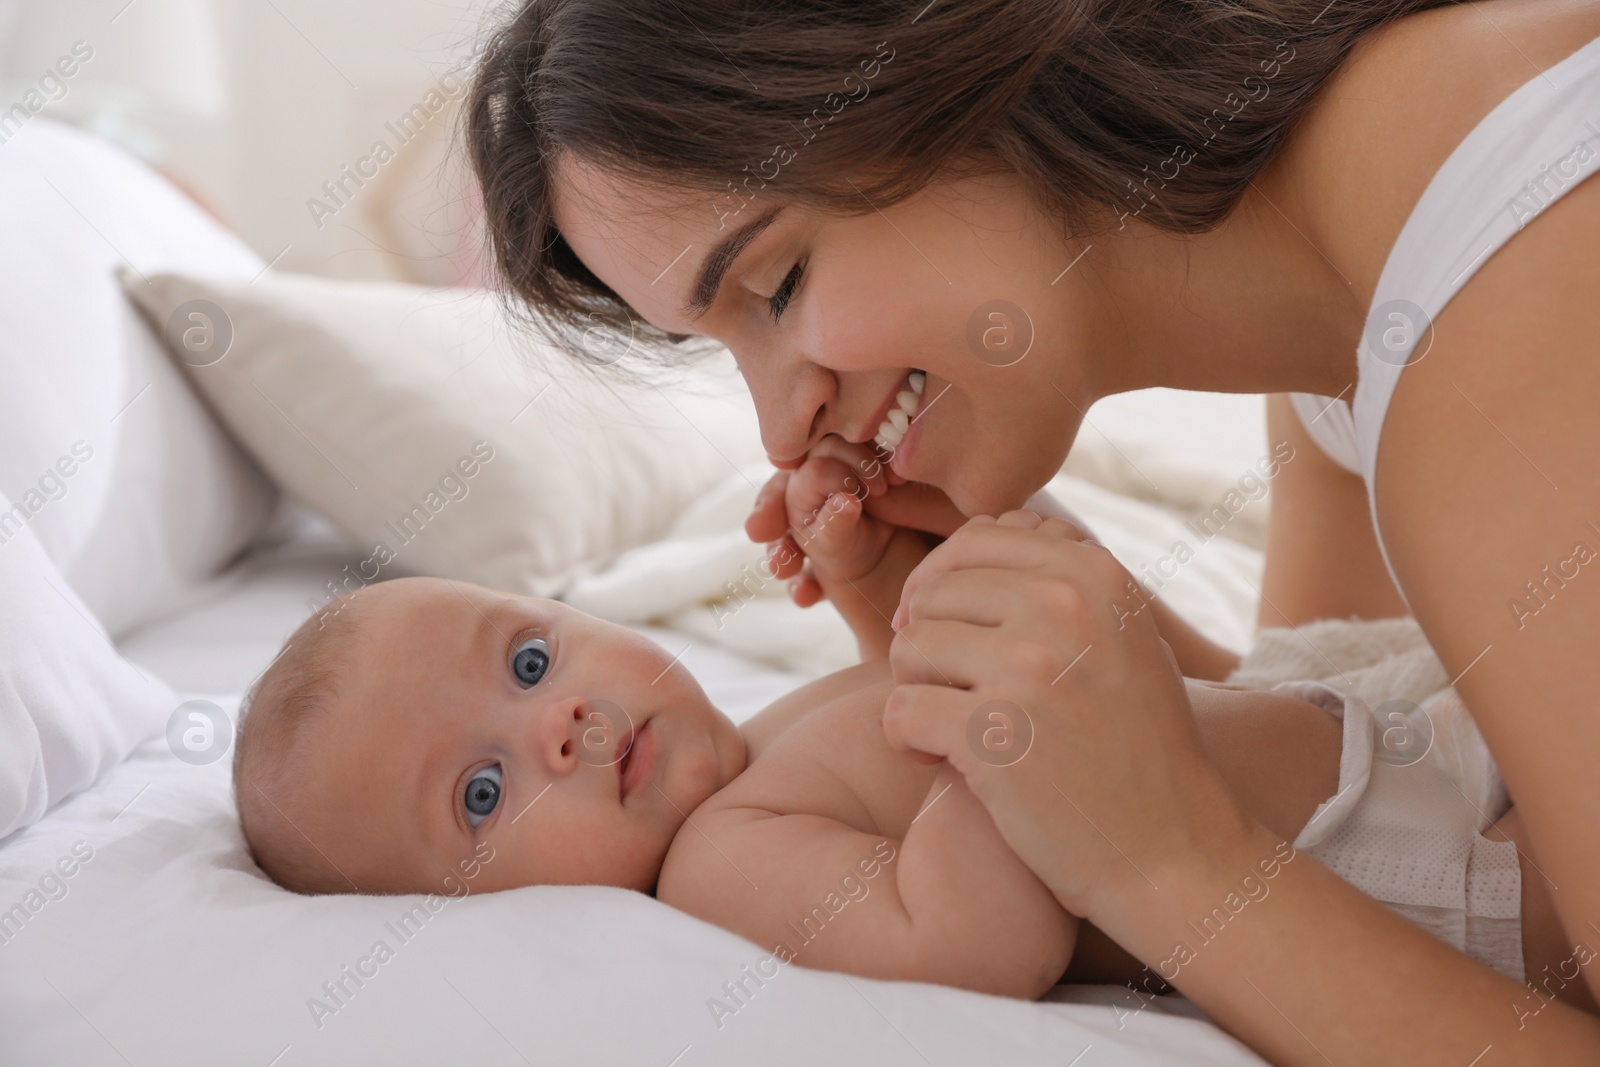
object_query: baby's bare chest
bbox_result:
[704,676,941,838]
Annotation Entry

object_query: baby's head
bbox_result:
[234,576,745,896]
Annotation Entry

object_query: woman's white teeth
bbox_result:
[874,371,927,452]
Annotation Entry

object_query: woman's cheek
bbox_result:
[806,295,878,373]
[806,270,923,374]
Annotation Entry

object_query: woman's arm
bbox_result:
[1258,392,1411,627]
[881,511,1600,1064]
[1367,168,1600,1015]
[1106,822,1600,1064]
[1065,676,1343,985]
[655,762,1077,999]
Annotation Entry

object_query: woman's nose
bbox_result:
[738,346,835,462]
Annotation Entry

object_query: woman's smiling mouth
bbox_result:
[871,370,927,454]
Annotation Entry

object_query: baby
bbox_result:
[233,444,1582,1005]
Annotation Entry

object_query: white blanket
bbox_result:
[0,505,1268,1066]
[564,464,1265,678]
[0,490,175,838]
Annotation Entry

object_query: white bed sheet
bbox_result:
[0,511,1265,1066]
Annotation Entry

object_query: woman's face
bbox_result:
[551,156,1122,517]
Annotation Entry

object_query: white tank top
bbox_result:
[1291,32,1600,601]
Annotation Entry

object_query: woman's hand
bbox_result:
[882,509,1257,922]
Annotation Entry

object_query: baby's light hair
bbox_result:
[233,593,371,895]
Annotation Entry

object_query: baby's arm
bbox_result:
[657,764,1076,999]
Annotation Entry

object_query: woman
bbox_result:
[461,0,1600,1060]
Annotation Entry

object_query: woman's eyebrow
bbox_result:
[682,204,786,322]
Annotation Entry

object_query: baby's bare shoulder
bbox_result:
[654,668,935,954]
[706,676,896,827]
[666,664,937,865]
[736,659,886,759]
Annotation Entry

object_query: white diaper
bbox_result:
[1229,617,1524,982]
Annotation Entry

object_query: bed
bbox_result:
[0,117,1278,1066]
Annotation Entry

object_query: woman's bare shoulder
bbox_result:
[1272,0,1600,304]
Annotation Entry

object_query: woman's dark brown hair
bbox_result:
[461,0,1456,361]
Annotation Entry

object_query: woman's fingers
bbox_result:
[994,508,1092,542]
[882,682,975,763]
[891,614,1092,706]
[887,618,1004,690]
[892,520,1125,630]
[900,566,1094,633]
[994,508,1044,530]
[895,567,1017,628]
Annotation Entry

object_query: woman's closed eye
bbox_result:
[511,636,550,688]
[767,260,804,323]
[464,764,502,828]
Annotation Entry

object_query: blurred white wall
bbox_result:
[0,0,506,284]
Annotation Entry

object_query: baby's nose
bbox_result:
[537,698,634,774]
[565,699,635,771]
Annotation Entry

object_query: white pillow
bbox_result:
[0,118,279,637]
[0,489,176,839]
[121,269,768,598]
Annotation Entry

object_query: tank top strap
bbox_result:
[1291,32,1600,603]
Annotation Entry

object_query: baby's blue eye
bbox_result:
[511,637,550,688]
[464,764,502,827]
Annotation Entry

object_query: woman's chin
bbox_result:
[944,470,1033,521]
